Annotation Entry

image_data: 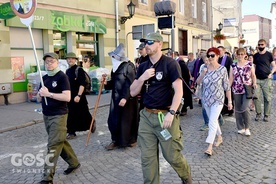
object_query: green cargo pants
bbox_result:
[42,114,79,181]
[254,78,273,116]
[138,109,191,184]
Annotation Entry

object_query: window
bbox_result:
[139,0,148,4]
[202,1,206,23]
[191,0,197,18]
[179,0,184,14]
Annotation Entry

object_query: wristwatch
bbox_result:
[50,93,54,98]
[169,110,176,115]
[77,94,82,97]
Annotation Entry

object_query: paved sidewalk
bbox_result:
[0,93,111,133]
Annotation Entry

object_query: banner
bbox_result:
[11,57,25,81]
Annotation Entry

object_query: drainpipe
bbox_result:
[115,0,119,46]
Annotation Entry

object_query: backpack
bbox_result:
[75,66,91,94]
[123,61,136,79]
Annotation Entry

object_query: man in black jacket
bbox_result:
[218,46,234,116]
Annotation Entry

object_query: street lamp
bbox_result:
[215,22,223,33]
[120,0,136,24]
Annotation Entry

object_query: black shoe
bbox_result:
[66,133,77,139]
[38,180,53,184]
[255,113,261,121]
[63,163,81,175]
[263,115,269,122]
[182,175,192,184]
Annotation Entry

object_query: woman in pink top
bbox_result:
[229,48,257,136]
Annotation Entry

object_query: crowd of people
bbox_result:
[36,34,275,184]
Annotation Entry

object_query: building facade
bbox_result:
[0,0,124,104]
[242,15,272,49]
[212,0,242,52]
[270,2,276,48]
[122,0,212,61]
[0,0,216,104]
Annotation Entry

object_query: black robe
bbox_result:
[218,55,234,115]
[105,61,138,147]
[66,65,92,133]
[178,59,193,112]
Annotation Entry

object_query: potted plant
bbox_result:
[213,34,226,41]
[239,39,246,44]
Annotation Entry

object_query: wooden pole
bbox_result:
[85,74,107,146]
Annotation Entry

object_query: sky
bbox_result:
[242,0,275,19]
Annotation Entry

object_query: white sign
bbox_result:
[223,18,236,27]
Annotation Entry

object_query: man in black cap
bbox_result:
[130,32,192,184]
[136,43,148,66]
[37,53,80,184]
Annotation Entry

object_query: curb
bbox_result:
[0,104,110,134]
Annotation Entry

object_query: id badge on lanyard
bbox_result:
[158,112,172,140]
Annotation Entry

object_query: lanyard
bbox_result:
[158,112,164,128]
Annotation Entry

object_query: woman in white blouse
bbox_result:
[197,47,233,156]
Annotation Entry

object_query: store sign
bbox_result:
[6,8,107,34]
[0,2,15,19]
[223,18,236,27]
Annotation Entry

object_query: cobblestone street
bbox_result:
[0,95,275,184]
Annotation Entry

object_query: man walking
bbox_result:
[218,46,234,116]
[130,32,192,184]
[37,53,80,184]
[253,39,276,122]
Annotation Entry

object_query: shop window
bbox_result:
[76,32,98,66]
[53,31,66,59]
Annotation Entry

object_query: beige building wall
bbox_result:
[123,0,212,61]
[213,0,242,51]
[242,15,272,48]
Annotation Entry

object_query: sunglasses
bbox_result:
[207,54,216,58]
[258,44,264,46]
[144,40,156,45]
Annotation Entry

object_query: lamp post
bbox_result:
[213,22,224,44]
[120,0,135,24]
[216,22,223,34]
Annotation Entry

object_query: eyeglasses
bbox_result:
[45,60,57,64]
[258,44,264,46]
[207,54,216,58]
[144,40,156,45]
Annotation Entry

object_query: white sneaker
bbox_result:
[245,129,251,136]
[238,129,245,134]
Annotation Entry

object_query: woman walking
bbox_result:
[197,47,232,156]
[229,48,257,136]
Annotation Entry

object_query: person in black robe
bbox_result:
[65,52,95,139]
[218,46,234,116]
[176,54,193,116]
[105,43,139,150]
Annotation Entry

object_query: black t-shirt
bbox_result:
[253,51,273,79]
[136,55,182,109]
[41,71,70,116]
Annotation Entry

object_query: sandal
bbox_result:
[214,137,223,147]
[204,149,212,156]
